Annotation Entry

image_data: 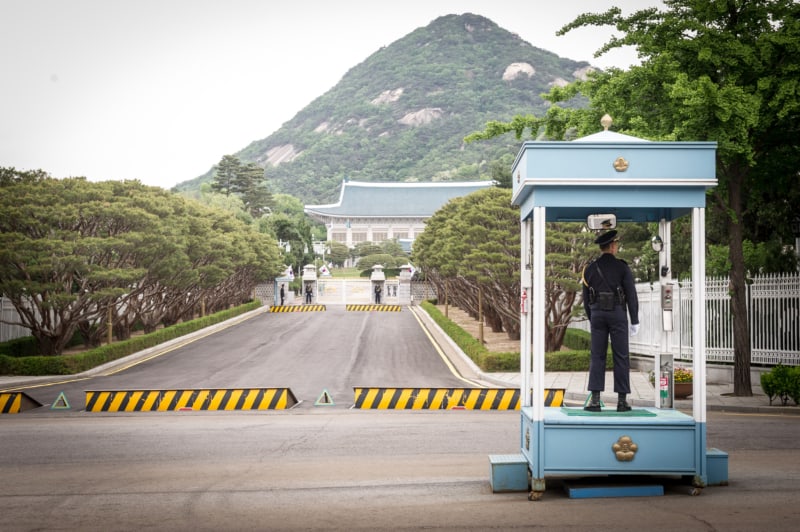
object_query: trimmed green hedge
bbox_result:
[420,301,611,373]
[563,328,592,351]
[0,336,40,358]
[0,301,261,376]
[0,331,86,358]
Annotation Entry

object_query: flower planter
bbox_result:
[674,382,693,399]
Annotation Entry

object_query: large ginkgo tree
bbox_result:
[467,0,800,396]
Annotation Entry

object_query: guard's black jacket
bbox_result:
[581,254,639,324]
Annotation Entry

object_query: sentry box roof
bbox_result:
[510,117,717,222]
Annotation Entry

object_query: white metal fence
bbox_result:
[1,297,30,343]
[627,272,800,366]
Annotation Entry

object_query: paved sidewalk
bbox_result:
[482,370,800,415]
[407,304,800,415]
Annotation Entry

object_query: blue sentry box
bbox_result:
[489,454,529,492]
[706,448,729,486]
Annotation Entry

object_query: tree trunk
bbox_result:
[33,328,74,357]
[113,323,133,341]
[484,306,504,333]
[727,167,753,396]
[76,320,103,348]
[545,287,576,352]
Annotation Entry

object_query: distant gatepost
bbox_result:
[399,264,414,305]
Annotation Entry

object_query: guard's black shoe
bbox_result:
[584,402,602,412]
[617,401,632,412]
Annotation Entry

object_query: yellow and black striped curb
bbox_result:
[269,305,326,312]
[346,304,402,312]
[84,388,298,412]
[352,387,564,410]
[0,391,42,414]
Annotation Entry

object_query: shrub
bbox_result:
[420,301,608,373]
[0,330,87,358]
[760,364,799,406]
[563,328,591,351]
[0,336,40,358]
[481,351,519,372]
[789,366,800,406]
[0,301,261,376]
[548,350,614,371]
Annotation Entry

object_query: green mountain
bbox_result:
[175,13,593,204]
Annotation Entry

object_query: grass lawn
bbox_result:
[328,267,365,278]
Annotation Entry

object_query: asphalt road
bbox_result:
[12,306,473,411]
[2,307,800,530]
[2,409,800,531]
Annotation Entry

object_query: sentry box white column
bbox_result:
[510,116,717,500]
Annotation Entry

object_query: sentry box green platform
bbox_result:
[506,116,721,501]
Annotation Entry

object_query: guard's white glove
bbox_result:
[630,323,640,337]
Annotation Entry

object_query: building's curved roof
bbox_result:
[305,180,494,218]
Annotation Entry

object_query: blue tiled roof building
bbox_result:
[305,180,493,249]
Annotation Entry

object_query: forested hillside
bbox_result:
[175,13,592,203]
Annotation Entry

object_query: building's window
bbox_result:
[372,232,387,242]
[351,232,367,243]
[332,232,347,243]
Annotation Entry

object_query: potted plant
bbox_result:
[673,367,693,399]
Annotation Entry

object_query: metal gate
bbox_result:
[315,279,401,305]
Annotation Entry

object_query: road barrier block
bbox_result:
[270,305,326,312]
[0,392,42,414]
[346,304,402,312]
[352,387,564,410]
[353,387,564,410]
[85,388,298,412]
[0,391,42,414]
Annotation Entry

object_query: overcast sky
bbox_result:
[1,0,662,190]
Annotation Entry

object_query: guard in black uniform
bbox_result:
[581,230,640,412]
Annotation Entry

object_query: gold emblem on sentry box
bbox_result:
[613,156,629,172]
[612,435,638,461]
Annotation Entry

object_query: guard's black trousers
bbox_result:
[588,306,631,394]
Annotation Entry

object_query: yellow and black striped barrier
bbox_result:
[346,304,402,312]
[0,391,42,414]
[85,388,298,412]
[270,305,326,312]
[353,387,564,410]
